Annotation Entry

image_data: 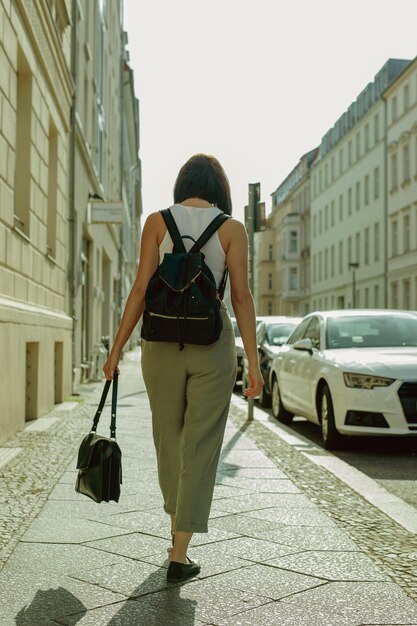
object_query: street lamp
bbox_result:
[348,262,359,308]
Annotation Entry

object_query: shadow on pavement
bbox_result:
[15,587,86,625]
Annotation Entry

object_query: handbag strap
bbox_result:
[90,371,119,438]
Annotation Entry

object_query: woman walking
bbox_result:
[103,154,263,583]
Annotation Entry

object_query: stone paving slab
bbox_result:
[266,550,391,581]
[19,516,133,544]
[206,562,325,600]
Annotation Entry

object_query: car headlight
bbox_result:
[343,372,395,389]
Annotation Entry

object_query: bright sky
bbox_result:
[123,0,417,223]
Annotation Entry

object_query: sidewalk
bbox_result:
[0,348,416,625]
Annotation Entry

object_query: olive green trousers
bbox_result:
[141,305,237,533]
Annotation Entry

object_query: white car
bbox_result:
[270,310,417,449]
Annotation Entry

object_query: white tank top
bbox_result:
[159,204,227,288]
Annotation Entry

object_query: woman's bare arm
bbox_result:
[223,220,263,398]
[102,212,161,379]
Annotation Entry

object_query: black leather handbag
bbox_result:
[75,372,122,503]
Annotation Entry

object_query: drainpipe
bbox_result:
[69,0,78,392]
[382,95,389,308]
[118,14,125,333]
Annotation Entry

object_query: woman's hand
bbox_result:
[103,348,121,380]
[243,366,264,399]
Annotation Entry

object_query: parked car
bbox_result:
[269,309,417,449]
[242,316,302,405]
[232,316,270,384]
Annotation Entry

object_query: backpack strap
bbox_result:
[189,213,230,253]
[160,208,187,253]
[190,213,231,301]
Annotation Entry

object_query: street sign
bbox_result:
[88,201,124,224]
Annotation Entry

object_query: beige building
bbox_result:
[384,57,417,309]
[255,150,316,316]
[0,1,141,442]
[310,59,409,311]
[0,0,73,442]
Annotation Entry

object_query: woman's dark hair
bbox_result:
[173,154,232,215]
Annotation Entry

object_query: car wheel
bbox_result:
[320,384,343,450]
[258,384,271,408]
[271,376,293,423]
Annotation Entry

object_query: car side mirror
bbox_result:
[293,338,313,354]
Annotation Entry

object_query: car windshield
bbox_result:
[326,314,417,349]
[267,323,298,345]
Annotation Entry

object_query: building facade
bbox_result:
[310,59,409,311]
[255,149,316,316]
[0,0,73,442]
[0,0,141,442]
[384,57,417,310]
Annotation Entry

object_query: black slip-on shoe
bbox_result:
[166,559,200,583]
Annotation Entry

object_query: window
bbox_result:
[324,205,328,230]
[403,279,411,309]
[319,210,322,234]
[304,316,321,349]
[374,285,379,308]
[364,227,369,265]
[364,288,369,308]
[348,236,352,263]
[339,194,343,221]
[392,96,397,123]
[339,149,344,173]
[331,201,335,227]
[392,220,398,256]
[319,169,322,191]
[324,248,328,279]
[331,157,335,181]
[339,240,343,274]
[364,175,369,206]
[313,214,317,237]
[364,123,370,151]
[348,187,352,215]
[355,181,361,211]
[403,213,410,252]
[374,222,380,262]
[287,317,311,344]
[268,302,273,315]
[14,47,33,237]
[374,113,379,143]
[356,132,360,160]
[374,167,380,200]
[268,244,273,261]
[313,254,317,283]
[47,119,58,258]
[404,84,410,111]
[268,273,272,290]
[325,163,328,186]
[391,153,398,190]
[289,267,298,291]
[403,143,410,183]
[355,232,361,264]
[348,140,352,166]
[289,230,298,254]
[391,281,398,308]
[318,251,322,281]
[331,245,335,277]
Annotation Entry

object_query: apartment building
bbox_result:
[0,1,141,442]
[255,149,316,316]
[0,0,73,442]
[310,59,409,311]
[384,57,417,309]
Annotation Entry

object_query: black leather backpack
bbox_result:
[141,208,230,350]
